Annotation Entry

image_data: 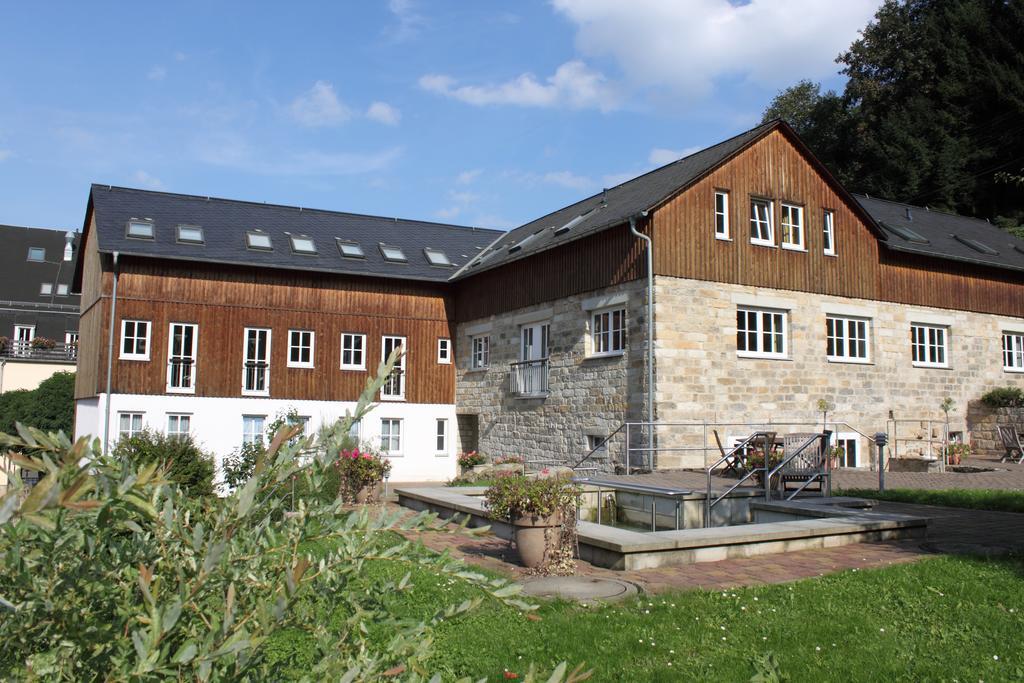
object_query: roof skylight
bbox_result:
[880,221,929,245]
[379,244,407,262]
[27,247,45,262]
[290,235,317,254]
[127,220,155,240]
[553,208,595,236]
[177,225,204,244]
[953,234,998,256]
[336,239,365,259]
[246,231,273,250]
[424,248,452,266]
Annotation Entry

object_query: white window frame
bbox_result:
[435,418,449,455]
[832,432,862,468]
[780,203,805,251]
[381,336,406,400]
[736,306,787,359]
[118,412,144,440]
[714,190,730,240]
[437,338,452,364]
[166,323,198,394]
[590,307,626,357]
[40,282,52,296]
[749,198,774,246]
[1003,332,1024,372]
[340,333,366,370]
[826,315,871,364]
[470,335,490,370]
[56,284,69,296]
[242,415,266,445]
[380,417,402,454]
[13,325,35,357]
[242,327,272,396]
[287,329,315,369]
[823,210,836,256]
[911,323,949,368]
[120,319,151,361]
[167,414,191,439]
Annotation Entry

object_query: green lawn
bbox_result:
[838,487,1024,514]
[274,543,1024,681]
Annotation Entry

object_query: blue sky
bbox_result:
[0,0,881,233]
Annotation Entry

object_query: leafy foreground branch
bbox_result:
[0,350,590,682]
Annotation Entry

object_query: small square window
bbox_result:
[246,231,273,250]
[27,247,45,262]
[1002,332,1024,372]
[290,235,317,254]
[424,248,452,266]
[177,225,204,244]
[118,412,145,440]
[56,284,69,296]
[127,220,154,239]
[341,333,366,370]
[337,240,365,258]
[40,282,53,295]
[120,319,151,360]
[381,418,402,453]
[242,415,266,445]
[826,315,871,363]
[167,414,191,440]
[288,329,315,368]
[911,323,948,368]
[380,244,407,262]
[437,338,452,364]
[591,308,626,357]
[736,306,788,359]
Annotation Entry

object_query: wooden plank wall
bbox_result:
[454,223,645,321]
[74,216,109,400]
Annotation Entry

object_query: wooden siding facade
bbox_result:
[75,244,456,404]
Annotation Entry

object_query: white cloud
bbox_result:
[366,101,401,125]
[435,189,479,221]
[543,170,594,191]
[289,81,352,127]
[131,170,164,190]
[419,60,618,111]
[194,131,401,175]
[147,66,167,81]
[456,169,482,184]
[174,51,187,62]
[388,0,425,41]
[648,145,703,166]
[552,0,878,99]
[0,149,11,162]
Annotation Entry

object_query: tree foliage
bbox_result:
[763,0,1024,227]
[0,371,75,436]
[112,429,216,497]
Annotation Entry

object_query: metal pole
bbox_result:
[875,432,888,491]
[626,423,631,476]
[651,496,657,532]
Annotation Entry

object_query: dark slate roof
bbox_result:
[453,120,780,279]
[0,224,81,307]
[84,185,503,284]
[856,194,1024,273]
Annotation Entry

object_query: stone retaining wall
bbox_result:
[966,400,1024,458]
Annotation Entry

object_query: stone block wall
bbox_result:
[966,400,1024,459]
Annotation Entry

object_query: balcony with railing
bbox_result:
[509,359,549,398]
[0,340,78,362]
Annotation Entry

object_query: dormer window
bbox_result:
[380,244,407,262]
[424,248,452,266]
[336,239,365,259]
[177,225,204,244]
[127,220,155,240]
[290,235,317,254]
[246,231,273,250]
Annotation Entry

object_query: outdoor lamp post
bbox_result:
[874,432,888,491]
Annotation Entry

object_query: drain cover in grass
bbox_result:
[521,576,639,603]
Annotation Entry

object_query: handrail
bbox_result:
[765,431,832,501]
[570,423,625,471]
[704,431,775,528]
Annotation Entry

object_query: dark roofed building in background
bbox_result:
[0,224,80,393]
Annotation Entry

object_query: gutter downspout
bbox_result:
[102,252,119,455]
[629,214,655,468]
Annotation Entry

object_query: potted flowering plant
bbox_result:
[945,442,971,466]
[457,450,485,472]
[745,448,782,487]
[484,474,579,569]
[334,447,392,503]
[0,336,8,354]
[30,337,56,350]
[828,445,846,469]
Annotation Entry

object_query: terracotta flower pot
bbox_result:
[511,512,563,568]
[354,483,380,504]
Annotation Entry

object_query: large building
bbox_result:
[71,121,1024,480]
[0,224,80,393]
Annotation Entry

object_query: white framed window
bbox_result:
[586,434,608,455]
[288,329,314,368]
[435,418,448,454]
[347,418,361,442]
[591,307,626,357]
[832,433,861,468]
[242,415,266,445]
[381,336,406,399]
[167,414,191,439]
[471,335,490,369]
[380,418,402,454]
[127,220,155,239]
[826,315,871,363]
[242,328,271,395]
[13,325,34,356]
[437,338,452,364]
[40,283,53,295]
[780,203,804,250]
[118,412,144,440]
[120,320,150,360]
[822,210,836,256]
[340,333,366,370]
[64,332,78,358]
[749,198,774,246]
[27,247,45,262]
[1003,332,1024,372]
[714,190,730,239]
[167,323,198,393]
[56,284,69,296]
[911,324,948,368]
[736,306,787,359]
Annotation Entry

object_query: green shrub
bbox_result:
[484,474,580,519]
[222,440,265,490]
[0,371,74,435]
[980,386,1024,408]
[113,429,216,497]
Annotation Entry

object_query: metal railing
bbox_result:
[887,418,950,472]
[704,431,774,528]
[1,341,78,361]
[765,431,832,501]
[509,359,549,397]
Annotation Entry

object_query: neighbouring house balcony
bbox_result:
[0,341,78,362]
[509,359,549,398]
